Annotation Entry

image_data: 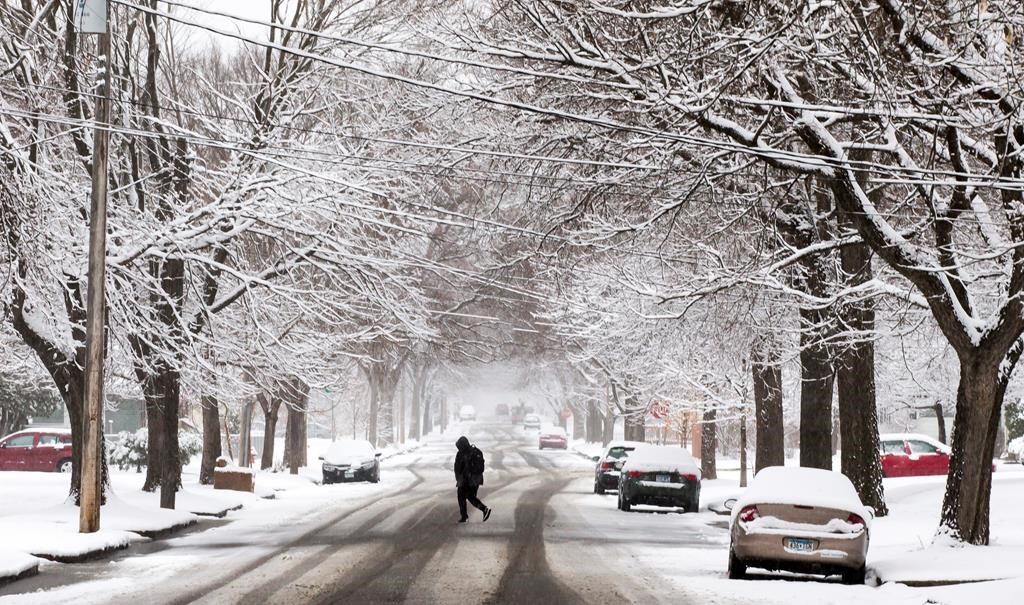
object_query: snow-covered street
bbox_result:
[2,421,1022,604]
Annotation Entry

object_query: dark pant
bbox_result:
[458,484,486,518]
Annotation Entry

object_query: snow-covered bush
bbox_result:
[108,429,204,472]
[1008,437,1024,462]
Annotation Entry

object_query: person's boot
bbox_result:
[482,507,492,522]
[458,516,468,523]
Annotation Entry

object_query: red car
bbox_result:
[539,427,568,450]
[879,433,954,477]
[0,429,73,473]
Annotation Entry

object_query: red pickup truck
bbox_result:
[0,429,73,472]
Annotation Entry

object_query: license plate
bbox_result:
[656,474,671,483]
[785,538,815,552]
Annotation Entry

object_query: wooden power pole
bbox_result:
[77,0,112,534]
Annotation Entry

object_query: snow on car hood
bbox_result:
[731,466,872,526]
[620,444,701,477]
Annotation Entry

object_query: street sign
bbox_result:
[73,0,106,34]
[560,408,572,420]
[648,400,669,420]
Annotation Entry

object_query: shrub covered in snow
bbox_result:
[108,429,203,472]
[1009,437,1024,461]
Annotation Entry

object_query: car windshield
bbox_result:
[880,441,905,455]
[325,441,373,460]
[606,446,635,460]
[908,440,941,454]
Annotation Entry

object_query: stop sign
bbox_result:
[560,408,572,420]
[649,400,669,419]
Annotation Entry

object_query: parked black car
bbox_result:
[593,441,645,494]
[320,440,381,484]
[617,444,701,513]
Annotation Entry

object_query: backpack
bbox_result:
[468,446,485,474]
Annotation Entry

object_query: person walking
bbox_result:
[454,436,492,523]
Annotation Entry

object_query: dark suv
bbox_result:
[593,441,644,494]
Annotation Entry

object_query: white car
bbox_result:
[459,405,477,421]
[319,440,381,484]
[523,414,541,430]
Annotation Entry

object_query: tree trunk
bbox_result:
[283,380,309,474]
[739,412,748,488]
[940,356,1005,544]
[238,400,254,467]
[409,367,423,442]
[258,393,282,470]
[836,235,888,515]
[701,405,718,480]
[158,364,182,509]
[398,383,406,445]
[752,340,785,473]
[623,396,645,442]
[367,368,380,447]
[934,403,948,444]
[199,395,221,485]
[799,310,834,470]
[421,394,432,437]
[142,384,163,492]
[572,406,585,439]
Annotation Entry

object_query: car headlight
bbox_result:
[323,464,337,471]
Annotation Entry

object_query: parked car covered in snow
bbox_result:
[728,466,872,584]
[0,429,73,473]
[522,413,541,430]
[538,426,568,450]
[459,405,477,421]
[319,440,381,484]
[593,440,645,494]
[617,444,701,513]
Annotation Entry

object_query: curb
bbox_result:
[0,564,39,588]
[30,543,130,564]
[133,518,199,539]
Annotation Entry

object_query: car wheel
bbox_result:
[370,466,381,483]
[595,481,605,495]
[620,493,631,512]
[727,548,746,580]
[685,499,699,514]
[57,459,72,473]
[323,476,333,485]
[539,446,544,450]
[841,565,866,585]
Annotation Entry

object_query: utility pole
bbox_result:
[76,0,112,534]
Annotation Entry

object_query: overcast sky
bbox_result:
[173,1,274,51]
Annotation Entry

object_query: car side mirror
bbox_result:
[375,452,382,458]
[591,455,600,462]
[723,498,737,512]
[317,455,324,461]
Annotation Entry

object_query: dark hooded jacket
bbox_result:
[454,436,483,487]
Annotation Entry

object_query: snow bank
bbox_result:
[621,444,701,477]
[873,544,1024,584]
[733,466,870,524]
[0,550,39,580]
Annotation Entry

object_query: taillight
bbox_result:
[600,461,614,470]
[682,473,698,482]
[626,470,644,478]
[847,513,865,527]
[738,505,759,523]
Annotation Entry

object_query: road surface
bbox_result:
[0,421,728,604]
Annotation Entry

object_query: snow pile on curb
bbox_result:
[873,544,1024,585]
[0,550,40,582]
